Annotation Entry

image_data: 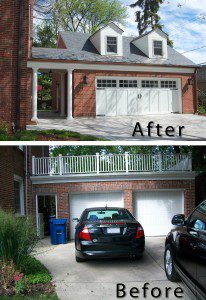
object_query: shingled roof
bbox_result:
[32,31,196,67]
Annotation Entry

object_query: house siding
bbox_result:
[72,70,196,117]
[33,179,196,238]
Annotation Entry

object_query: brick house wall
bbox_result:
[0,0,34,131]
[0,146,49,215]
[33,178,196,238]
[0,147,24,213]
[72,70,196,117]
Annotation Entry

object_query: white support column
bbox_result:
[67,69,73,120]
[32,68,38,122]
[61,73,65,116]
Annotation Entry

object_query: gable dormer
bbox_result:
[132,28,168,59]
[90,22,124,56]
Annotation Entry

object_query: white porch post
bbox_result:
[67,69,73,120]
[61,73,65,116]
[32,67,38,121]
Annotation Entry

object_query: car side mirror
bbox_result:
[72,218,79,222]
[172,214,185,226]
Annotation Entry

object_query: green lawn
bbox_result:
[0,130,104,141]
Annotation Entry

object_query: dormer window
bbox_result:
[107,36,117,54]
[153,40,163,56]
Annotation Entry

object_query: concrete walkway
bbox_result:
[27,114,206,141]
[34,237,196,300]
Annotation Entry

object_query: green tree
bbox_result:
[34,0,127,35]
[33,21,57,48]
[130,0,173,46]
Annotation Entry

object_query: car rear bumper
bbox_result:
[76,244,145,259]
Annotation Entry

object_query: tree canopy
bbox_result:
[130,0,173,46]
[34,0,127,46]
[50,146,206,172]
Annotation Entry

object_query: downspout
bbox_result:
[25,146,28,215]
[194,68,199,114]
[16,0,23,130]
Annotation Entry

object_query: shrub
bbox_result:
[0,210,38,267]
[0,260,18,290]
[198,104,206,115]
[19,256,49,276]
[0,119,9,135]
[27,273,52,285]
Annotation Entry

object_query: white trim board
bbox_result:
[27,61,196,74]
[30,172,197,185]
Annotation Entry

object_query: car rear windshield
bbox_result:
[83,209,134,221]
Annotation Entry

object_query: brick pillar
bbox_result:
[184,181,196,217]
[123,189,133,213]
[57,191,70,238]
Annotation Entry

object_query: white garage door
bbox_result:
[96,78,180,116]
[70,192,123,239]
[133,191,184,236]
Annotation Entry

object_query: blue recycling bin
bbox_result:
[50,218,67,245]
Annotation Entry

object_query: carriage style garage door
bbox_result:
[70,192,124,239]
[96,77,181,116]
[133,190,184,236]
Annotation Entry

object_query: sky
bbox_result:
[122,0,206,64]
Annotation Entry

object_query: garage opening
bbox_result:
[36,195,57,238]
[96,77,181,116]
[69,192,123,239]
[133,190,184,236]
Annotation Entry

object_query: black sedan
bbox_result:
[164,200,206,300]
[74,207,145,262]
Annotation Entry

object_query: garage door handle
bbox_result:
[138,94,142,99]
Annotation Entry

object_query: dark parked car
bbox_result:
[164,200,206,300]
[74,207,145,262]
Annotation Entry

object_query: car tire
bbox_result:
[75,255,86,263]
[164,245,180,282]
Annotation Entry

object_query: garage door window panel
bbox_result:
[142,80,158,88]
[119,80,138,88]
[97,79,117,88]
[161,81,177,89]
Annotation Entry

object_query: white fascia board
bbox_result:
[31,172,197,185]
[27,61,196,74]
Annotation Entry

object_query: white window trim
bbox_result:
[153,40,163,57]
[14,174,25,216]
[106,35,118,55]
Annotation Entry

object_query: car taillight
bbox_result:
[136,224,144,238]
[79,226,91,241]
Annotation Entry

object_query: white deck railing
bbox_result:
[32,153,192,176]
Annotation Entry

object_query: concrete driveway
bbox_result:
[27,114,206,141]
[35,237,195,300]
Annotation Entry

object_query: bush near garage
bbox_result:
[0,210,56,298]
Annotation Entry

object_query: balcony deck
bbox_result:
[32,153,192,177]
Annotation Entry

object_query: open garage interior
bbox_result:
[133,190,184,236]
[96,77,181,116]
[37,195,57,238]
[70,192,124,239]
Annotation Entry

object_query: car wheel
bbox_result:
[75,255,86,263]
[164,245,180,282]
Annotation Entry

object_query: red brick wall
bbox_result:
[57,35,67,49]
[0,147,24,213]
[0,0,34,130]
[33,179,196,238]
[73,70,196,117]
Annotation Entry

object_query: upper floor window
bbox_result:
[153,40,163,56]
[107,36,117,54]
